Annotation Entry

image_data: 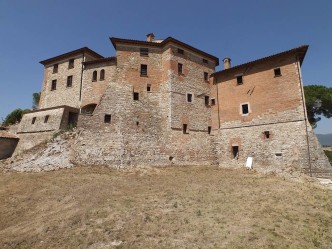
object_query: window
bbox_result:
[51,80,57,91]
[183,124,188,134]
[44,115,49,123]
[274,68,281,77]
[178,63,183,74]
[241,103,249,115]
[236,75,243,85]
[147,84,151,92]
[264,131,270,139]
[211,98,216,105]
[204,72,209,81]
[104,114,111,123]
[67,75,73,87]
[100,69,105,81]
[232,145,239,159]
[177,48,184,55]
[92,71,97,81]
[205,96,210,105]
[140,64,147,76]
[208,126,212,134]
[53,64,58,73]
[32,117,36,124]
[68,59,74,69]
[202,59,208,64]
[187,93,193,103]
[133,92,139,100]
[140,48,149,56]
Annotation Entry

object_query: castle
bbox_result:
[15,33,331,174]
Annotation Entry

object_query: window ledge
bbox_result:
[140,75,148,77]
[274,75,282,78]
[92,80,97,82]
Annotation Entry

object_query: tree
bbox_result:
[32,92,40,110]
[304,85,332,128]
[2,108,30,126]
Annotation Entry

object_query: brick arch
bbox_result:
[81,103,97,114]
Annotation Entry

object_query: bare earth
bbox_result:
[1,166,332,249]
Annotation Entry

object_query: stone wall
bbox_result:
[18,108,66,133]
[14,131,54,155]
[216,120,310,172]
[15,106,79,154]
[39,55,84,109]
[81,60,116,107]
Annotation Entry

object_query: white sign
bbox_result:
[245,157,253,169]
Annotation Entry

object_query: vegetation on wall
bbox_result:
[304,85,332,128]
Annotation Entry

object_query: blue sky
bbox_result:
[0,0,331,133]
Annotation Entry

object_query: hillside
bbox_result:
[1,166,332,248]
[317,133,332,146]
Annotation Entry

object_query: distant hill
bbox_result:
[316,134,332,146]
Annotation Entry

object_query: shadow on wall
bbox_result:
[0,136,19,159]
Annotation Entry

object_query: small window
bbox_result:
[51,80,57,91]
[100,69,105,81]
[232,145,239,159]
[187,93,193,103]
[205,96,210,105]
[204,72,209,81]
[183,124,188,134]
[68,59,74,69]
[211,98,216,105]
[140,64,147,76]
[236,75,243,85]
[264,131,270,139]
[274,68,281,77]
[104,114,111,123]
[67,75,73,87]
[241,104,249,115]
[133,92,139,101]
[202,59,208,64]
[178,63,183,74]
[44,115,50,123]
[140,48,149,56]
[32,117,36,124]
[177,48,184,55]
[147,84,151,92]
[53,64,58,73]
[208,126,212,134]
[92,71,97,81]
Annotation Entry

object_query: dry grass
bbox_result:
[1,165,332,249]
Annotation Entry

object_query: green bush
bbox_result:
[324,150,332,164]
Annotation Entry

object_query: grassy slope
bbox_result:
[0,166,332,249]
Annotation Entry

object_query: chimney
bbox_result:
[146,33,155,42]
[223,58,231,69]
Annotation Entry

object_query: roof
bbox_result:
[83,57,116,66]
[212,45,309,77]
[110,37,219,66]
[40,47,104,65]
[0,131,19,139]
[25,105,79,114]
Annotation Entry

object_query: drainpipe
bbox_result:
[79,51,85,104]
[215,76,221,129]
[296,55,312,177]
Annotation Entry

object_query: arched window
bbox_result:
[81,103,97,114]
[100,69,105,81]
[92,71,97,81]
